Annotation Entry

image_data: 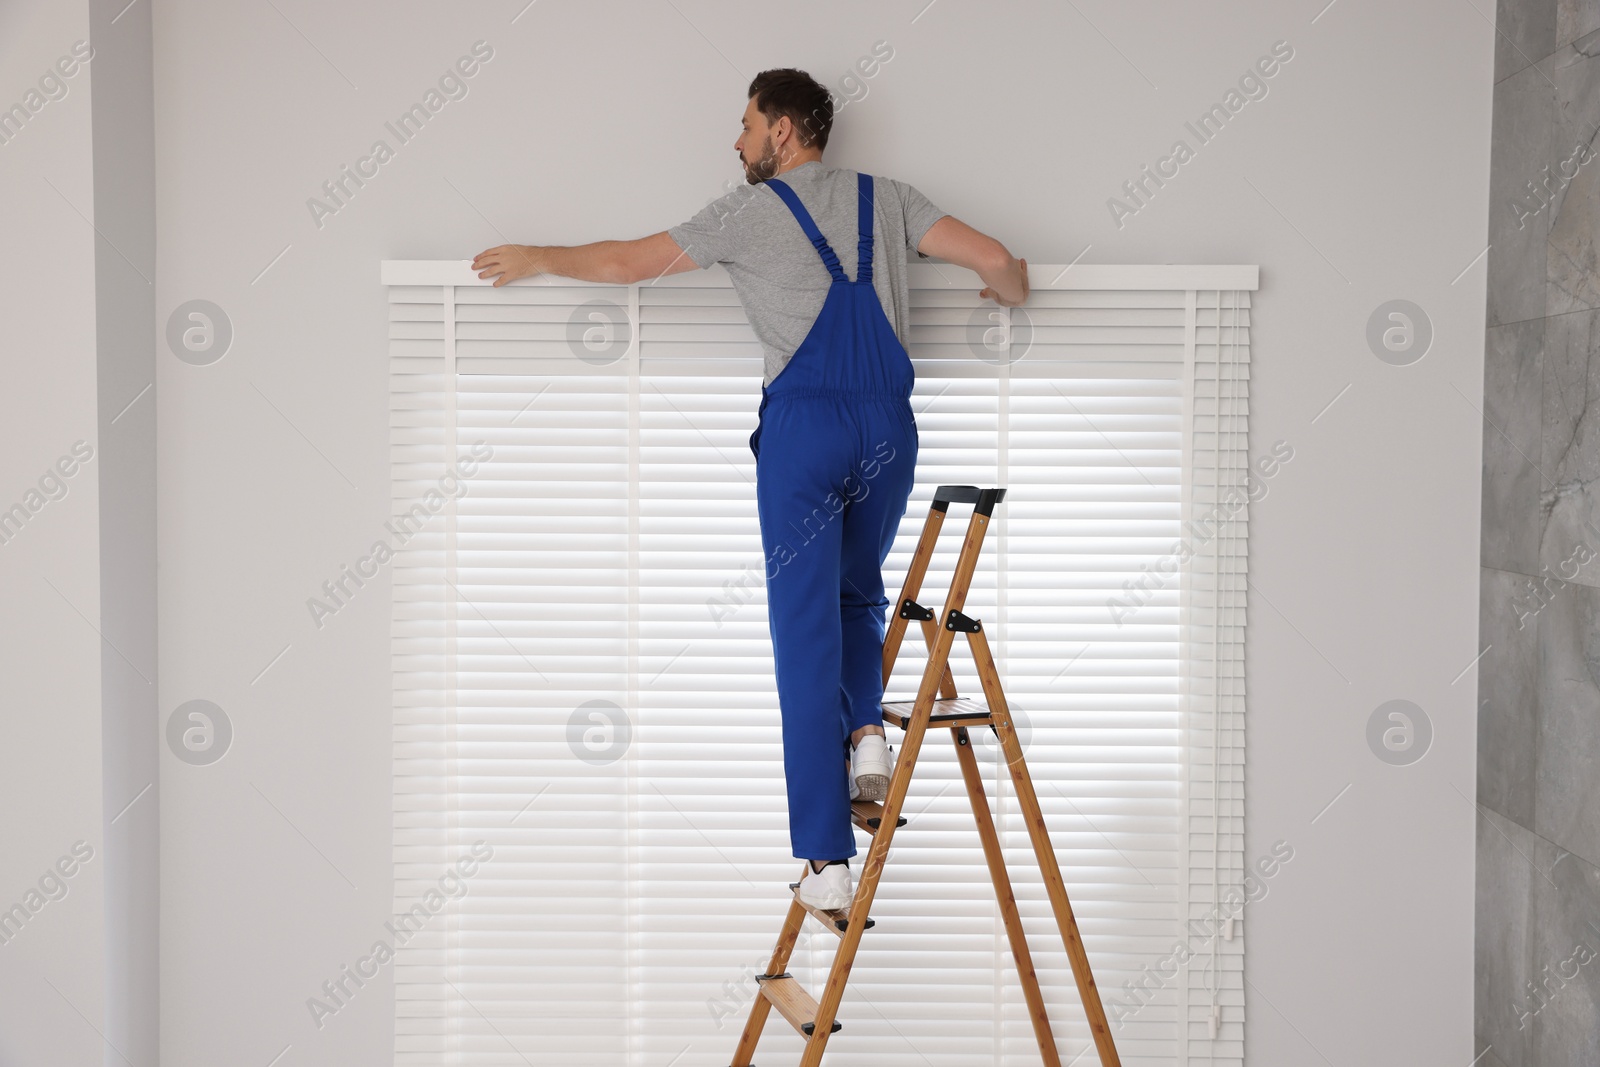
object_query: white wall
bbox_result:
[148,2,1489,1064]
[0,3,108,1064]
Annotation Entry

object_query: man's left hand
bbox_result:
[473,244,543,287]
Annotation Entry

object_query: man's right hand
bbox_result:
[473,244,544,287]
[980,257,1028,308]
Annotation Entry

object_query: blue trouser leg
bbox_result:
[756,399,917,861]
[837,420,918,738]
[757,400,855,861]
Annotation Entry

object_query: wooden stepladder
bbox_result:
[729,486,1122,1067]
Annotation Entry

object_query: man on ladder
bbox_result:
[472,67,1028,903]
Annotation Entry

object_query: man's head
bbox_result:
[737,68,833,184]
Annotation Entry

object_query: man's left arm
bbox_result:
[472,231,700,287]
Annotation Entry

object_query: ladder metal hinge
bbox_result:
[899,598,934,621]
[945,609,982,633]
[957,722,1004,745]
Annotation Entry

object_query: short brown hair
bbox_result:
[747,68,833,152]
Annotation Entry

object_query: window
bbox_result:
[384,259,1257,1066]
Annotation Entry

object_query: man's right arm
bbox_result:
[916,216,1028,307]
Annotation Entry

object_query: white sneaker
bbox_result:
[850,734,893,802]
[797,860,853,911]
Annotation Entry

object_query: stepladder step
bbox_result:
[788,882,874,935]
[756,973,841,1036]
[881,695,992,729]
[849,798,905,834]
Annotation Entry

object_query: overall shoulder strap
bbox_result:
[766,177,846,282]
[856,172,876,284]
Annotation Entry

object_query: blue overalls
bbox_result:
[749,172,919,861]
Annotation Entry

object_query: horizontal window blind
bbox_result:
[384,259,1256,1067]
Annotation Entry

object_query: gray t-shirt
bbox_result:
[667,159,948,385]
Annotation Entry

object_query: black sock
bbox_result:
[809,858,849,874]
